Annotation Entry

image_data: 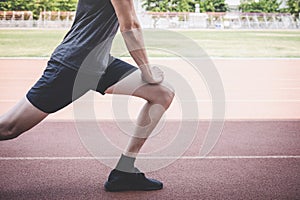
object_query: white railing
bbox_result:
[0,11,34,27]
[0,11,75,28]
[139,12,298,29]
[0,11,298,29]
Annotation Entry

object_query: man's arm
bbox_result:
[111,0,163,84]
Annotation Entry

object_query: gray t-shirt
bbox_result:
[50,0,119,75]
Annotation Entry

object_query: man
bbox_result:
[0,0,174,192]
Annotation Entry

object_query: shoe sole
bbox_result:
[104,181,163,192]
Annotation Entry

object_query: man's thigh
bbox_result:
[104,67,174,103]
[96,58,138,95]
[26,60,91,113]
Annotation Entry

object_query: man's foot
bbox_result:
[104,168,163,192]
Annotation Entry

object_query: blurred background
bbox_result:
[0,0,299,29]
[1,0,300,120]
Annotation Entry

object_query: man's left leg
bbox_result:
[104,70,174,191]
[0,97,48,140]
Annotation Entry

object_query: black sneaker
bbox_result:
[104,168,163,192]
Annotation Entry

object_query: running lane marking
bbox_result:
[0,156,299,160]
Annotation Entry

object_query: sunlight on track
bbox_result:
[1,155,299,160]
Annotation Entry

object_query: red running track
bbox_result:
[0,58,300,199]
[0,121,299,199]
[1,58,300,119]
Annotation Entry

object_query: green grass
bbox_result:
[0,29,67,57]
[179,30,300,57]
[0,29,300,57]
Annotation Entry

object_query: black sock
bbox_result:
[115,154,136,173]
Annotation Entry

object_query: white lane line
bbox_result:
[0,57,48,60]
[1,57,300,61]
[280,88,300,90]
[0,155,299,160]
[2,100,300,103]
[278,79,300,81]
[210,57,300,61]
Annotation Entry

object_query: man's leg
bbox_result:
[0,97,48,140]
[0,59,92,141]
[105,70,174,159]
[104,70,174,192]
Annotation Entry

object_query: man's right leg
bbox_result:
[0,97,48,140]
[0,60,88,141]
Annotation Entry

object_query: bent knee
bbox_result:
[151,85,175,109]
[0,123,20,141]
[0,132,19,141]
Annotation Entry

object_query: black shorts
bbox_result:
[26,58,137,113]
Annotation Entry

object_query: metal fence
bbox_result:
[0,11,299,29]
[0,11,75,28]
[139,12,299,29]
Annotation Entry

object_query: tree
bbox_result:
[0,0,33,11]
[177,0,195,12]
[0,0,77,19]
[143,0,228,12]
[199,0,228,12]
[143,0,194,12]
[239,0,281,13]
[287,0,300,18]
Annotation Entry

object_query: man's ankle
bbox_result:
[115,154,136,173]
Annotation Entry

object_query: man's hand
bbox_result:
[141,65,164,84]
